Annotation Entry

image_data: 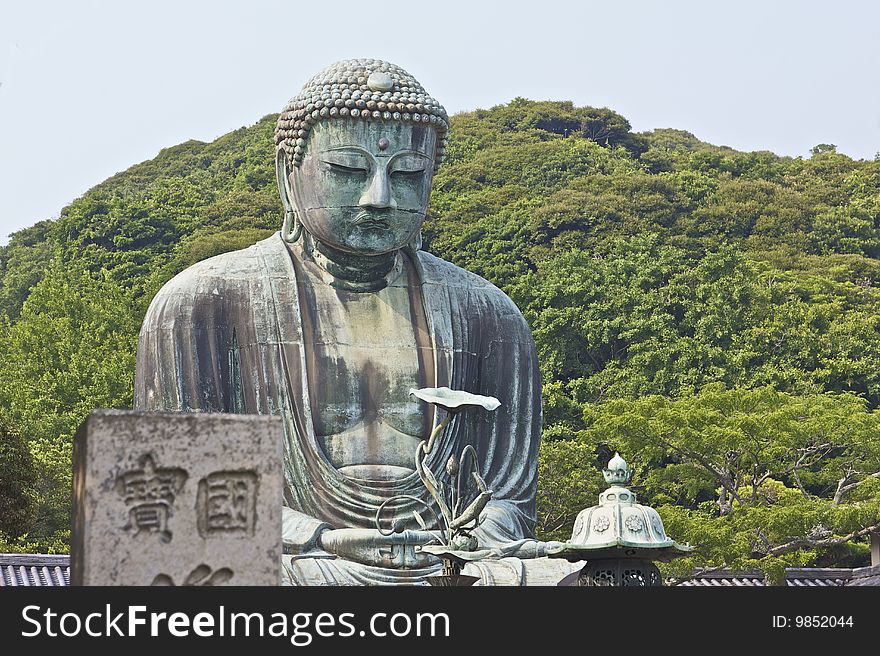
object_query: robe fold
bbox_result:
[134,233,545,584]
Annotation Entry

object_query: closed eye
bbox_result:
[321,151,371,173]
[390,168,425,178]
[326,161,368,173]
[390,152,430,177]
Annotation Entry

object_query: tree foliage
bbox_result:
[0,262,138,546]
[0,414,37,541]
[575,386,880,580]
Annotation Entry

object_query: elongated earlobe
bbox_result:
[282,208,302,243]
[276,150,302,243]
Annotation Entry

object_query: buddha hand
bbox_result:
[318,528,439,569]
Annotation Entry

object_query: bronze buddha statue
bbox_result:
[134,59,574,585]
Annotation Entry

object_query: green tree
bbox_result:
[0,414,37,540]
[0,220,57,319]
[566,386,880,581]
[810,143,838,156]
[0,260,138,544]
[535,437,604,541]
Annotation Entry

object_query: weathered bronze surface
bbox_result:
[134,59,574,585]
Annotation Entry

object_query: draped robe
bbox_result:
[134,233,558,584]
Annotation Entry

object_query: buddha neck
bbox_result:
[300,235,402,292]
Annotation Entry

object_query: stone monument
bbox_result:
[71,410,282,585]
[134,59,576,585]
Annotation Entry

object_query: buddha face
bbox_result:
[288,119,437,255]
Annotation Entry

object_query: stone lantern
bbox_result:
[548,453,692,586]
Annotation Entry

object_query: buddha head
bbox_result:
[275,59,449,256]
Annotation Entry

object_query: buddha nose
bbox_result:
[359,167,397,210]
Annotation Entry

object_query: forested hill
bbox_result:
[2,99,879,578]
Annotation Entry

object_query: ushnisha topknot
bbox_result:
[275,59,450,171]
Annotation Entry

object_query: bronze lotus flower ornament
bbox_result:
[374,388,500,557]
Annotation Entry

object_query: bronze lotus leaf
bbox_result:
[408,387,501,414]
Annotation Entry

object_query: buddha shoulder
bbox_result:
[142,234,282,328]
[415,250,532,332]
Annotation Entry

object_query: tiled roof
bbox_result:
[847,565,880,586]
[0,554,70,586]
[676,565,880,587]
[676,568,853,587]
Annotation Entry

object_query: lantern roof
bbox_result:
[548,453,694,563]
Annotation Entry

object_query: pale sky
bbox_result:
[2,0,879,244]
